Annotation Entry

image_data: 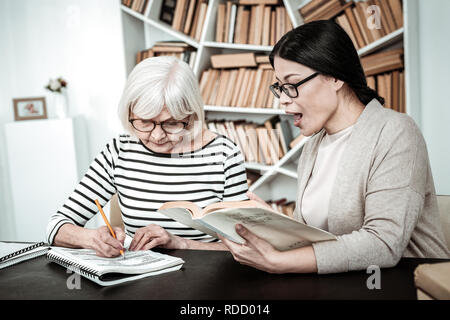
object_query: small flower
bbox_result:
[45,77,68,93]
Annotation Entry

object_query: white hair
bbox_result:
[118,56,205,138]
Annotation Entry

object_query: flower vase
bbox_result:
[52,91,69,119]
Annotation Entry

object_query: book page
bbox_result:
[202,200,266,216]
[0,243,33,258]
[201,207,336,251]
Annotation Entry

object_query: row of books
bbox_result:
[121,0,150,15]
[136,41,197,68]
[200,53,278,109]
[159,0,209,41]
[300,0,403,50]
[207,117,305,165]
[361,48,405,112]
[216,2,293,46]
[367,69,405,113]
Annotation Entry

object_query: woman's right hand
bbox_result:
[246,191,273,210]
[85,226,126,258]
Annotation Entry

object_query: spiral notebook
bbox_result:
[47,247,184,286]
[0,241,49,270]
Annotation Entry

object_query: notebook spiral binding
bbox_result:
[47,251,100,280]
[0,242,46,263]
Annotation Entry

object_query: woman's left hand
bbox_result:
[218,224,282,273]
[129,224,187,251]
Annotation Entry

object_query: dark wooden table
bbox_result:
[1,248,447,301]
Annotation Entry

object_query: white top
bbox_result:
[301,125,354,231]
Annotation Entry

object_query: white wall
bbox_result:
[0,0,127,239]
[417,0,450,195]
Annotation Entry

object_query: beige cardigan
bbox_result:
[294,99,450,274]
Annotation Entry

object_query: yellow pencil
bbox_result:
[94,199,125,258]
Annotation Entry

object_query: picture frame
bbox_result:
[13,97,48,121]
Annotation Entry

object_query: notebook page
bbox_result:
[0,243,32,258]
[49,247,183,275]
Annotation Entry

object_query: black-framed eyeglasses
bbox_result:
[129,119,189,134]
[269,72,320,99]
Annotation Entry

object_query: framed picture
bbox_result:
[13,97,48,121]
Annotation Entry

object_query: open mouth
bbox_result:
[293,113,303,126]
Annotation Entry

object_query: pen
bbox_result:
[94,199,125,259]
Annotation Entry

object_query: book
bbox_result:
[0,241,49,270]
[158,200,336,251]
[210,53,257,69]
[47,244,184,286]
[387,0,403,30]
[228,3,238,43]
[300,0,329,17]
[183,0,198,34]
[216,3,226,42]
[414,262,450,300]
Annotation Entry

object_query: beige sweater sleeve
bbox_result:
[311,116,432,274]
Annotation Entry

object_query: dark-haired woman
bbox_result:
[219,20,449,274]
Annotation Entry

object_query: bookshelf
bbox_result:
[120,0,419,203]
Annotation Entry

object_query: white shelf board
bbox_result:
[121,5,200,48]
[204,105,286,115]
[296,0,312,10]
[245,162,273,172]
[276,167,298,179]
[358,28,404,57]
[249,136,309,191]
[202,41,273,52]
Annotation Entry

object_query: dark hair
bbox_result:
[269,20,384,106]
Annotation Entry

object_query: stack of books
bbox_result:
[215,0,292,45]
[136,41,197,68]
[122,0,151,15]
[299,0,353,23]
[200,53,278,109]
[207,117,303,165]
[159,0,209,41]
[299,0,403,50]
[362,48,405,113]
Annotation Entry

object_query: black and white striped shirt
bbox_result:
[46,134,248,244]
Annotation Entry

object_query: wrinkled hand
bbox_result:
[129,224,187,251]
[87,226,125,258]
[219,224,282,273]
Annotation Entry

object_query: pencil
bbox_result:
[94,199,125,259]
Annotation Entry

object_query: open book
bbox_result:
[158,200,336,251]
[47,245,184,286]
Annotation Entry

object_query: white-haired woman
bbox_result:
[46,56,248,257]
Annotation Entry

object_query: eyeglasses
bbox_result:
[129,118,189,134]
[269,72,320,99]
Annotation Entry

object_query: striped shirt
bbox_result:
[46,133,248,245]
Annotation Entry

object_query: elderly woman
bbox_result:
[220,20,449,274]
[46,56,248,257]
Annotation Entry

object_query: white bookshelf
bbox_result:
[120,0,417,202]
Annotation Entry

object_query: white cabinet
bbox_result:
[4,118,79,242]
